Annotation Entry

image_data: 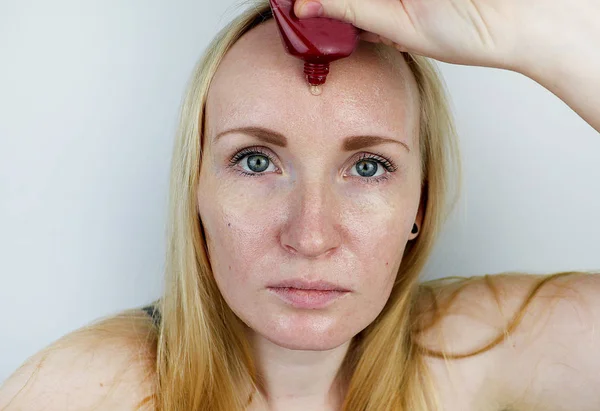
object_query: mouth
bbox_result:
[267,278,351,292]
[267,287,350,309]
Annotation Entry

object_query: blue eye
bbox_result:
[244,154,272,173]
[348,153,398,184]
[352,159,383,178]
[229,147,278,176]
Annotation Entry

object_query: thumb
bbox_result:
[293,0,400,44]
[294,0,357,24]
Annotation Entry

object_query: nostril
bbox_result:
[284,244,297,254]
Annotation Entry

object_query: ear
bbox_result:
[408,196,424,241]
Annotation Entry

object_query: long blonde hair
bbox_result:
[153,1,461,409]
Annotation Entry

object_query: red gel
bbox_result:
[269,0,359,87]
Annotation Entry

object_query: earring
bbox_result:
[411,224,419,234]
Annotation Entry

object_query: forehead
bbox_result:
[205,20,419,146]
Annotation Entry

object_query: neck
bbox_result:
[245,330,352,411]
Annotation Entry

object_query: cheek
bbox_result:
[197,178,283,286]
[341,185,419,297]
[342,187,415,253]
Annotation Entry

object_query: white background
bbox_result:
[1,0,599,383]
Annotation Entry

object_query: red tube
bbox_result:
[269,0,359,87]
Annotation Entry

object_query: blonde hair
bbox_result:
[153,1,461,409]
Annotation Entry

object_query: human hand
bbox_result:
[293,0,598,75]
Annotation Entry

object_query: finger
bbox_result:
[379,36,395,47]
[294,0,408,44]
[293,0,323,18]
[393,43,408,53]
[359,31,382,43]
[294,0,359,25]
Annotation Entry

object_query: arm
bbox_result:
[492,273,600,411]
[514,4,600,133]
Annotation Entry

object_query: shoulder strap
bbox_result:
[141,302,161,327]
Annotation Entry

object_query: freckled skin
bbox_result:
[197,20,423,351]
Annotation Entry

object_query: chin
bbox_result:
[249,313,358,351]
[263,332,352,351]
[231,300,364,350]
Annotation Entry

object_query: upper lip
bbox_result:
[268,279,351,292]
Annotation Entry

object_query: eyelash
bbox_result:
[228,147,278,177]
[227,146,399,184]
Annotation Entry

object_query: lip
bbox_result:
[267,279,351,292]
[267,287,349,309]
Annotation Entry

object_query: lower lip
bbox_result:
[267,287,349,309]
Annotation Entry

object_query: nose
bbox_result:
[279,179,342,259]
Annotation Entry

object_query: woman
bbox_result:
[1,0,599,410]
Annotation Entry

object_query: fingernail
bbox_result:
[298,1,323,18]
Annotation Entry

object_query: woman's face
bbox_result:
[197,20,423,350]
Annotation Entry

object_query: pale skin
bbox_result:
[1,1,599,410]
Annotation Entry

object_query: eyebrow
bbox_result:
[214,126,410,153]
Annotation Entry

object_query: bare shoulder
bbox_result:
[414,271,600,411]
[0,307,158,411]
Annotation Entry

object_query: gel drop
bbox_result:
[269,0,360,89]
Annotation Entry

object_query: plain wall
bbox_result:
[1,0,599,383]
